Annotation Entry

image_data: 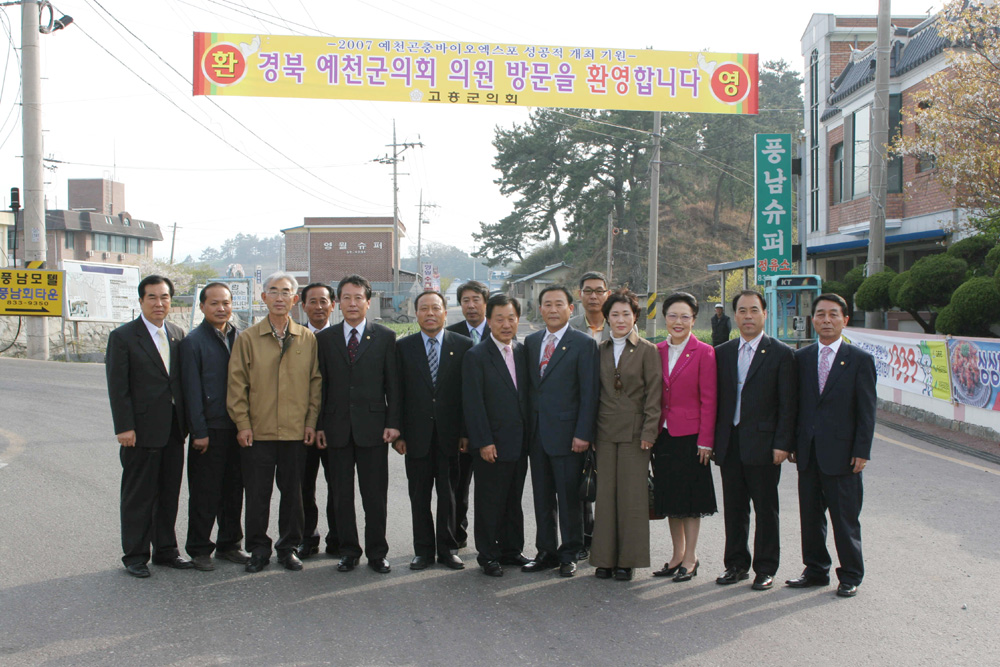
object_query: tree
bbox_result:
[855,269,896,312]
[935,277,1000,337]
[889,253,967,333]
[947,234,995,277]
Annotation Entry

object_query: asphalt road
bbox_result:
[1,357,998,666]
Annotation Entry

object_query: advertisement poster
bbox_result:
[842,329,952,402]
[947,338,1000,412]
[754,133,793,284]
[62,261,140,323]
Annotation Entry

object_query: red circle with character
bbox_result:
[710,62,751,105]
[202,43,247,87]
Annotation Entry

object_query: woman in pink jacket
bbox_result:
[651,292,718,582]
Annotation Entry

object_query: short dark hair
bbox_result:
[578,271,608,289]
[732,289,766,312]
[456,280,489,301]
[414,290,447,309]
[662,291,699,318]
[138,275,174,299]
[486,293,520,318]
[538,284,574,306]
[812,292,849,316]
[199,282,231,304]
[602,287,639,320]
[337,274,372,300]
[301,282,334,302]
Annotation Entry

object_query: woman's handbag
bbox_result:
[580,449,597,503]
[648,471,666,520]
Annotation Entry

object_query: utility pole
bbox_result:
[415,191,437,289]
[605,211,613,285]
[645,111,662,338]
[169,223,177,264]
[374,120,422,301]
[22,0,46,360]
[866,0,891,329]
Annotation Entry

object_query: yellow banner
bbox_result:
[193,33,758,115]
[0,268,64,317]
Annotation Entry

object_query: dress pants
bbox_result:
[473,454,527,565]
[589,440,651,568]
[798,454,865,586]
[452,451,474,545]
[120,411,185,566]
[241,440,306,558]
[720,430,781,576]
[185,427,245,557]
[301,444,340,551]
[329,439,389,561]
[405,429,459,558]
[529,438,585,564]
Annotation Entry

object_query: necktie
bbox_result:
[427,337,439,385]
[540,333,556,377]
[155,328,170,371]
[504,344,517,388]
[818,346,833,393]
[471,328,481,345]
[733,341,753,426]
[348,328,359,364]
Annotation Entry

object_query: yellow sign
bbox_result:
[193,33,759,115]
[0,269,64,317]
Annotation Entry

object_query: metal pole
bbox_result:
[606,211,613,285]
[865,0,891,329]
[392,120,400,297]
[169,222,177,264]
[22,0,47,360]
[416,189,423,288]
[645,111,661,338]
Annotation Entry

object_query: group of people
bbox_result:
[106,269,876,599]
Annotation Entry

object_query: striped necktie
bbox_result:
[427,337,439,385]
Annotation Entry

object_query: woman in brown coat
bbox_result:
[589,288,663,581]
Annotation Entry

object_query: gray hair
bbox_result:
[263,271,300,292]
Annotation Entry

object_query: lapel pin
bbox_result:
[561,346,566,350]
[449,351,454,356]
[686,353,690,357]
[840,361,845,365]
[761,350,766,353]
[366,335,371,340]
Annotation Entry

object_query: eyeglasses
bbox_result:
[582,288,607,296]
[614,371,623,391]
[665,313,693,322]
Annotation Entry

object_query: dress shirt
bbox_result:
[537,321,571,365]
[421,328,445,355]
[307,320,331,334]
[466,320,487,341]
[141,313,169,345]
[666,334,690,375]
[491,333,511,354]
[343,318,367,345]
[817,337,843,372]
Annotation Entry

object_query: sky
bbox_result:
[0,0,945,264]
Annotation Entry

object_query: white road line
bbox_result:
[876,431,1000,477]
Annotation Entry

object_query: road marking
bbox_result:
[876,431,1000,477]
[0,427,25,469]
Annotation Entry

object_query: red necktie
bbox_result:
[540,334,556,377]
[348,328,359,364]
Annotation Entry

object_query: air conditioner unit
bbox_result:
[86,250,94,258]
[118,254,124,260]
[102,252,110,259]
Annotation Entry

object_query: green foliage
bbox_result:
[822,280,850,305]
[898,254,968,309]
[381,322,420,337]
[934,304,960,335]
[947,234,995,276]
[968,208,1000,243]
[843,266,866,295]
[854,269,897,312]
[935,277,1000,337]
[402,241,492,282]
[986,245,1000,274]
[888,271,909,305]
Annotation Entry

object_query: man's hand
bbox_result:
[117,430,136,448]
[788,451,797,463]
[480,445,497,463]
[571,437,589,453]
[383,428,401,444]
[393,439,407,455]
[316,430,327,450]
[192,437,209,454]
[773,449,789,465]
[851,457,868,474]
[459,437,469,454]
[303,427,316,446]
[237,429,253,448]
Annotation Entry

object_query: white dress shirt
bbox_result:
[538,321,571,365]
[343,319,367,345]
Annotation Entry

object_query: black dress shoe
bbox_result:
[522,552,559,573]
[296,543,319,559]
[499,553,530,566]
[673,560,699,582]
[153,556,194,570]
[278,552,303,571]
[559,562,577,577]
[337,556,360,572]
[595,567,613,579]
[785,573,831,588]
[652,561,682,577]
[456,540,468,549]
[836,583,858,598]
[576,548,590,561]
[614,567,633,581]
[752,573,774,590]
[716,567,749,585]
[410,555,431,570]
[191,555,215,571]
[368,558,391,574]
[438,554,465,570]
[215,548,251,565]
[245,554,269,573]
[125,563,150,578]
[481,560,503,577]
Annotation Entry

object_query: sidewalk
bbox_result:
[877,408,1000,465]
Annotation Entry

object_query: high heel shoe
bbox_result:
[652,561,682,577]
[672,559,699,582]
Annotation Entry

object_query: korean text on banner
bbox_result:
[0,268,63,317]
[193,33,758,115]
[841,329,952,402]
[754,133,793,285]
[947,338,1000,412]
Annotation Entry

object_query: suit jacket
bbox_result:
[597,330,662,444]
[569,312,611,342]
[657,335,717,449]
[713,334,797,466]
[525,326,600,455]
[317,320,401,448]
[462,338,529,462]
[445,320,490,340]
[794,341,877,476]
[396,330,473,458]
[180,319,238,439]
[105,317,187,448]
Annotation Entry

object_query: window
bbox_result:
[112,235,127,253]
[888,94,903,194]
[93,233,110,251]
[809,50,820,232]
[831,143,844,204]
[853,107,871,197]
[915,101,937,173]
[64,232,74,250]
[127,237,142,254]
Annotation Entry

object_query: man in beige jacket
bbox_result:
[228,272,322,573]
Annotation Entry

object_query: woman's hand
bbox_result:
[697,447,712,465]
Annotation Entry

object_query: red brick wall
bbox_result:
[285,229,395,285]
[899,78,957,218]
[829,42,871,81]
[285,233,308,271]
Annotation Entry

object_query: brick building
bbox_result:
[801,12,963,282]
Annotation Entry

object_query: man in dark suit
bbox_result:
[180,282,249,571]
[787,293,876,598]
[106,275,192,577]
[297,282,340,560]
[523,285,599,577]
[711,304,732,347]
[714,290,797,591]
[316,274,401,574]
[445,280,489,549]
[394,291,473,570]
[462,294,530,577]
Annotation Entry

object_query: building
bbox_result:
[801,12,961,283]
[1,211,12,267]
[508,262,574,319]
